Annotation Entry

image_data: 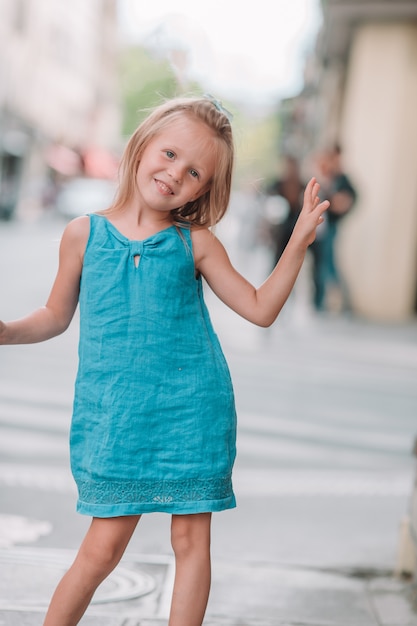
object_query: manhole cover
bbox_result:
[0,548,156,609]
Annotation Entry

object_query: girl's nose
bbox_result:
[168,165,183,184]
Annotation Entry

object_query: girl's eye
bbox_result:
[190,169,199,179]
[166,150,175,159]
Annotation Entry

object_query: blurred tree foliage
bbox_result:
[232,111,280,192]
[119,45,281,192]
[120,46,178,136]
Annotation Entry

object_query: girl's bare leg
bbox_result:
[43,515,140,626]
[169,513,212,626]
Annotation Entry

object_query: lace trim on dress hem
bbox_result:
[77,476,233,505]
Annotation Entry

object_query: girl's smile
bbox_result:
[154,178,175,196]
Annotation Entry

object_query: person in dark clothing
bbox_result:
[311,145,357,311]
[265,155,305,266]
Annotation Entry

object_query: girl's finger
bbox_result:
[304,177,316,198]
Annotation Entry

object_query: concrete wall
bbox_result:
[337,23,417,321]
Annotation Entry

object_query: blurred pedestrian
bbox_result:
[265,155,305,266]
[0,95,328,626]
[310,145,357,312]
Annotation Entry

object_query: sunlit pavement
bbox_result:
[0,212,417,624]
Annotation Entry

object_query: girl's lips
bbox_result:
[155,179,174,195]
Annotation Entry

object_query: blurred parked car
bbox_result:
[55,177,117,219]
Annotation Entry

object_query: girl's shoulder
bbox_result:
[63,214,90,240]
[190,225,214,247]
[190,225,225,266]
[60,215,91,259]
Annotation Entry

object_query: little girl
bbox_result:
[0,96,328,625]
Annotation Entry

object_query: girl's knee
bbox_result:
[170,513,211,559]
[79,540,121,576]
[77,516,139,580]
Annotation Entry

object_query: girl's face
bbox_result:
[135,116,216,215]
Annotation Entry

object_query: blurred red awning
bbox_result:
[83,147,119,180]
[45,144,82,176]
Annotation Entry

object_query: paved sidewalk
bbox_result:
[0,545,416,625]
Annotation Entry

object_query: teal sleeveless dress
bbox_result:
[70,214,237,517]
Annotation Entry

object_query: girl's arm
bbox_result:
[193,178,329,327]
[0,216,90,344]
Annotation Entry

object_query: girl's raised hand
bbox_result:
[292,177,329,248]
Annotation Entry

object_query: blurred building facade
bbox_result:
[281,0,417,321]
[0,0,121,219]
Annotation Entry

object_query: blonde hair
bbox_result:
[108,96,234,228]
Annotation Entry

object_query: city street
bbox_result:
[0,212,417,625]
